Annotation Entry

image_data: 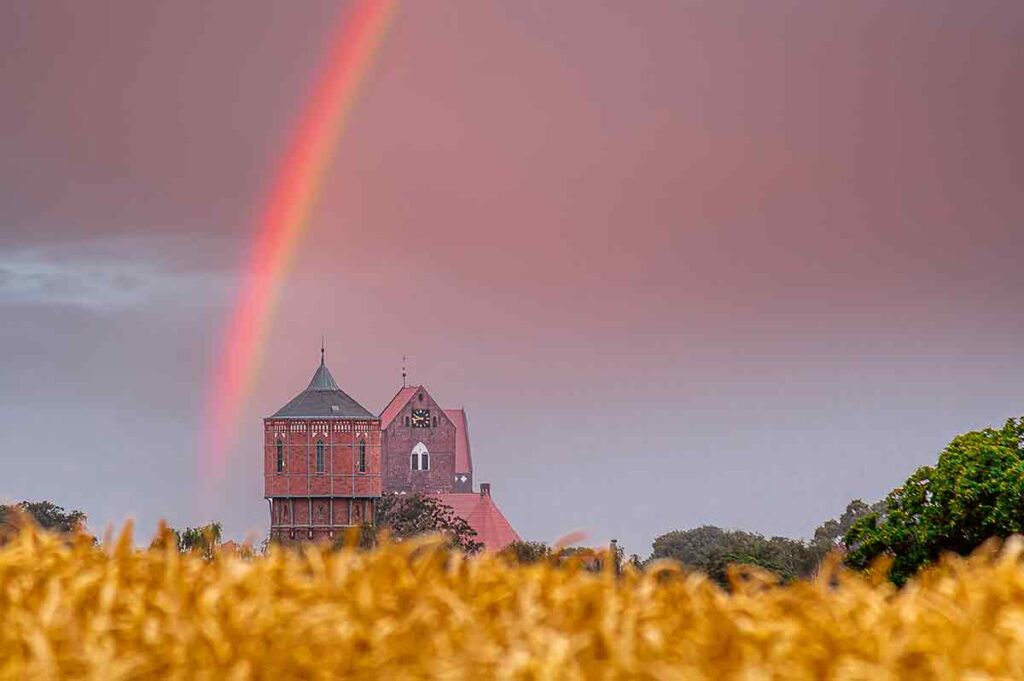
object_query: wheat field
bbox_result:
[2,525,1023,680]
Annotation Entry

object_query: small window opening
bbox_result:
[358,440,367,473]
[316,441,325,474]
[432,415,437,428]
[405,415,410,427]
[411,442,429,472]
[276,440,284,473]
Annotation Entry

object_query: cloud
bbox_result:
[0,248,227,311]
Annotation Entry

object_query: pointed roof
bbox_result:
[305,357,340,391]
[434,486,520,552]
[270,354,376,420]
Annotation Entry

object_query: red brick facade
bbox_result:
[380,387,458,494]
[264,418,381,543]
[264,358,518,550]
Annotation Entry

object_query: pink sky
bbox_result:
[1,1,1022,552]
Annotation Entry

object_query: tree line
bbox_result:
[505,416,1024,585]
[5,416,1022,586]
[0,495,482,557]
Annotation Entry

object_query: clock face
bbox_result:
[411,409,430,428]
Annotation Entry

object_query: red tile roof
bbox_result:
[444,408,473,474]
[433,488,520,552]
[379,386,419,426]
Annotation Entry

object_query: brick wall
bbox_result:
[264,418,382,498]
[380,388,458,494]
[264,417,382,541]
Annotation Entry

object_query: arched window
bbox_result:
[276,439,284,473]
[315,440,325,474]
[358,440,367,473]
[411,442,429,471]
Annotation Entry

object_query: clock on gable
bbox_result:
[411,409,430,428]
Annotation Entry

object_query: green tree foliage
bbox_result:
[356,493,483,554]
[651,525,821,586]
[499,540,552,564]
[813,499,886,547]
[177,523,223,559]
[0,501,89,543]
[846,417,1024,585]
[651,525,729,566]
[150,522,223,559]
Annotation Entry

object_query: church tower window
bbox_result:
[276,440,284,473]
[411,442,429,471]
[315,440,325,474]
[358,440,367,473]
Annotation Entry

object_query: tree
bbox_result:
[150,522,223,559]
[712,534,819,584]
[499,540,551,564]
[651,525,728,566]
[845,417,1024,585]
[813,499,886,547]
[356,493,484,554]
[176,523,223,559]
[0,500,89,543]
[651,525,820,586]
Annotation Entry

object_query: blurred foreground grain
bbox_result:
[2,525,1023,680]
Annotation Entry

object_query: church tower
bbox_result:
[263,350,382,543]
[379,385,470,494]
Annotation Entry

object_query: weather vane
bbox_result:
[402,355,408,388]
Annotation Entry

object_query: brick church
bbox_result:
[263,351,520,551]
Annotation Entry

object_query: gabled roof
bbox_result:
[379,386,419,426]
[434,487,520,552]
[444,409,473,474]
[269,356,376,420]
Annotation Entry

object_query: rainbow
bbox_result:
[201,0,397,479]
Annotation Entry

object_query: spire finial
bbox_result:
[402,355,407,388]
[321,335,325,365]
